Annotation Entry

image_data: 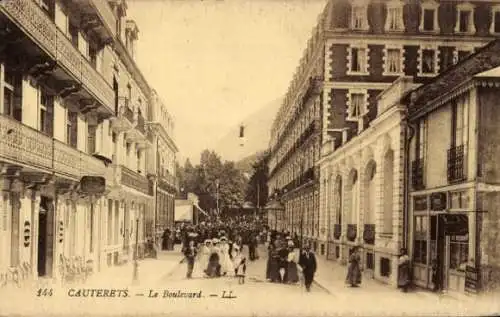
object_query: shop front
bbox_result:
[411,189,473,293]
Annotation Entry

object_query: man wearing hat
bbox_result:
[298,244,317,292]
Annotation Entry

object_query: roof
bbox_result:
[407,39,500,118]
[474,66,500,78]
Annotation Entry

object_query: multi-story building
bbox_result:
[405,39,500,294]
[0,0,176,285]
[267,9,327,251]
[148,90,178,239]
[269,0,500,283]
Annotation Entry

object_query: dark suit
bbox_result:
[299,251,317,291]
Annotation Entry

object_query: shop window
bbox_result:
[414,215,428,264]
[366,252,374,270]
[455,3,475,34]
[380,257,391,277]
[449,234,468,272]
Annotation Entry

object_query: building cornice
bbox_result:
[324,82,391,90]
[148,122,178,152]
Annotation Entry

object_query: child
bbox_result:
[232,246,247,284]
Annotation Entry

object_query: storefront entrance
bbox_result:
[430,215,446,291]
[37,196,54,277]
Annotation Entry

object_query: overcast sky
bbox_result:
[127,0,327,163]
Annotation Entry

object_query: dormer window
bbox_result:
[455,2,475,34]
[351,1,368,31]
[491,5,500,34]
[385,0,404,32]
[420,0,440,33]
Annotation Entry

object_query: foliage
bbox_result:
[245,151,269,208]
[176,150,247,216]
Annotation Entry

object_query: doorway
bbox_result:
[37,196,54,277]
[430,215,445,291]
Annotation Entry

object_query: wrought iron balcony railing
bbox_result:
[411,158,425,190]
[1,0,114,111]
[120,165,150,195]
[0,114,53,170]
[447,144,466,183]
[363,224,375,245]
[347,224,357,242]
[89,0,117,38]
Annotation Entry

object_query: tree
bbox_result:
[246,151,269,209]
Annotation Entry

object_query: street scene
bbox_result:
[2,0,500,316]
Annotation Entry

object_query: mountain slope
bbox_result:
[212,98,281,162]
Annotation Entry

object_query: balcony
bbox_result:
[448,145,466,183]
[411,158,425,190]
[111,97,134,132]
[70,0,116,41]
[0,114,53,171]
[347,224,357,242]
[363,224,375,245]
[0,0,114,114]
[126,111,148,147]
[158,172,178,194]
[119,165,150,195]
[333,224,342,240]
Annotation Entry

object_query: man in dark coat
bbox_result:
[298,245,317,292]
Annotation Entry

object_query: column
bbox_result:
[0,177,10,272]
[30,189,41,278]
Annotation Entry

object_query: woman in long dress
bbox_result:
[205,239,221,278]
[218,237,234,276]
[232,245,247,284]
[346,246,362,287]
[286,241,299,284]
[398,248,411,292]
[195,240,212,277]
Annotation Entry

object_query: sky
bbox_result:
[127,0,327,163]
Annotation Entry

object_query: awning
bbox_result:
[195,204,208,216]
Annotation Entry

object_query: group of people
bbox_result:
[265,231,317,292]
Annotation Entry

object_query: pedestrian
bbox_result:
[218,237,234,276]
[233,246,247,284]
[196,239,212,277]
[205,238,221,278]
[286,240,299,284]
[184,240,197,279]
[398,248,411,292]
[298,244,317,292]
[278,239,289,283]
[345,246,362,287]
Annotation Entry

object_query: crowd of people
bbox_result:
[159,219,411,293]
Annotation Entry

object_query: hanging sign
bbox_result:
[23,221,31,247]
[80,176,106,194]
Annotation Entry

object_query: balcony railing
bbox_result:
[0,114,53,170]
[120,165,150,195]
[0,114,108,182]
[136,112,146,135]
[333,224,342,240]
[363,224,375,245]
[411,158,425,190]
[1,0,114,111]
[347,224,357,242]
[448,144,466,183]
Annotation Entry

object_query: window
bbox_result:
[350,1,368,30]
[39,90,53,135]
[383,46,404,75]
[420,1,439,32]
[455,3,475,34]
[413,215,428,264]
[415,119,427,160]
[419,48,439,76]
[366,252,374,270]
[449,234,468,271]
[450,191,470,210]
[348,46,369,74]
[69,23,78,46]
[67,110,78,147]
[451,94,469,148]
[347,90,367,121]
[491,6,500,34]
[3,66,22,121]
[385,1,404,31]
[380,257,391,277]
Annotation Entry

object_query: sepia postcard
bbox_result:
[1,0,500,316]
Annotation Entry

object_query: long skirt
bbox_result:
[346,263,361,286]
[269,258,281,282]
[286,262,299,283]
[398,263,410,288]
